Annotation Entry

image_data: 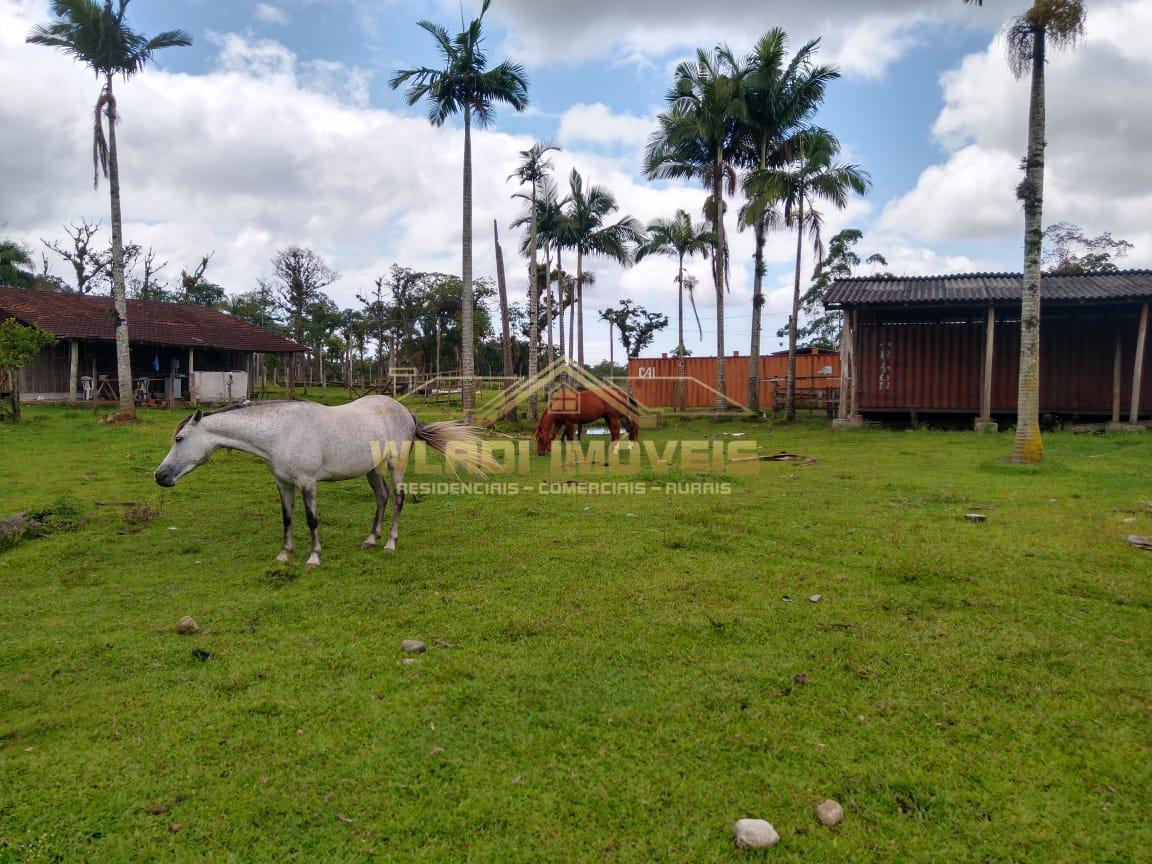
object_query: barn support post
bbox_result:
[832,308,863,429]
[975,306,998,432]
[67,340,79,405]
[1111,329,1123,424]
[188,348,197,406]
[1129,301,1148,425]
[167,357,178,409]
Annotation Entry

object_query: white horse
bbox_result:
[154,396,491,566]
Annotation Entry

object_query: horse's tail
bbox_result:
[413,418,500,476]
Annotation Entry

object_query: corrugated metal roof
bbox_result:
[824,269,1152,307]
[0,285,307,353]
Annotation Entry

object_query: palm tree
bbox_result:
[644,48,748,410]
[635,210,715,411]
[964,0,1084,463]
[745,130,869,420]
[390,0,528,421]
[28,0,190,417]
[509,140,559,411]
[735,29,839,412]
[559,169,645,368]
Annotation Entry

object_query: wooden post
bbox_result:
[977,306,995,430]
[843,311,852,423]
[168,357,177,409]
[67,340,79,405]
[1130,302,1149,424]
[188,348,196,405]
[850,309,861,419]
[1111,329,1122,424]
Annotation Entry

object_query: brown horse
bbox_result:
[535,387,640,456]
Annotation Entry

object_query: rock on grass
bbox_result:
[177,616,199,635]
[816,799,844,827]
[733,818,779,849]
[401,639,427,653]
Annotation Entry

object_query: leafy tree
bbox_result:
[964,0,1085,463]
[264,247,339,398]
[509,140,560,414]
[1042,222,1131,274]
[0,240,35,289]
[0,319,57,422]
[645,47,748,409]
[635,209,714,411]
[390,0,528,421]
[745,130,869,420]
[734,29,838,411]
[776,228,887,349]
[599,300,669,362]
[29,0,191,417]
[513,178,568,365]
[559,169,644,368]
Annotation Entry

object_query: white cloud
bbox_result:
[254,3,290,27]
[473,0,982,77]
[879,0,1152,264]
[557,103,654,150]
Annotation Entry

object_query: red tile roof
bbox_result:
[0,285,307,353]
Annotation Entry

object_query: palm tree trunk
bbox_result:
[494,219,515,420]
[576,247,585,368]
[677,254,686,413]
[557,250,566,360]
[461,107,476,422]
[528,189,540,417]
[545,244,554,366]
[1012,24,1046,464]
[105,77,135,418]
[786,195,804,421]
[713,149,726,412]
[748,217,766,413]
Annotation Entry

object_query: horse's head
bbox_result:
[535,413,555,456]
[154,409,214,487]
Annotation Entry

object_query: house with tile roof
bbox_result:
[824,270,1152,427]
[0,285,306,405]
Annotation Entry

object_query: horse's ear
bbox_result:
[192,409,203,424]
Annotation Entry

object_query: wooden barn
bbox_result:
[0,285,306,405]
[824,270,1152,426]
[628,348,840,411]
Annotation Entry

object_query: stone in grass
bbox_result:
[401,639,427,653]
[733,818,779,849]
[176,616,199,635]
[964,513,987,523]
[815,799,844,827]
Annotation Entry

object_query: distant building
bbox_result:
[824,270,1152,426]
[0,285,306,404]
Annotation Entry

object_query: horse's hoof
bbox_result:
[275,551,290,563]
[383,542,396,552]
[305,556,320,567]
[361,539,376,550]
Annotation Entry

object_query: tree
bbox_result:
[513,178,568,366]
[1042,222,1131,274]
[41,220,111,294]
[645,47,748,410]
[745,130,869,420]
[635,209,715,411]
[599,300,669,363]
[0,320,57,422]
[559,169,644,368]
[509,140,560,414]
[390,0,528,422]
[965,0,1085,463]
[29,1,191,417]
[179,253,225,306]
[0,240,35,289]
[265,247,338,398]
[735,29,839,411]
[779,228,887,349]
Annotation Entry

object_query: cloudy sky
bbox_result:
[1,0,1149,362]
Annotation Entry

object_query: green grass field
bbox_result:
[1,403,1150,863]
